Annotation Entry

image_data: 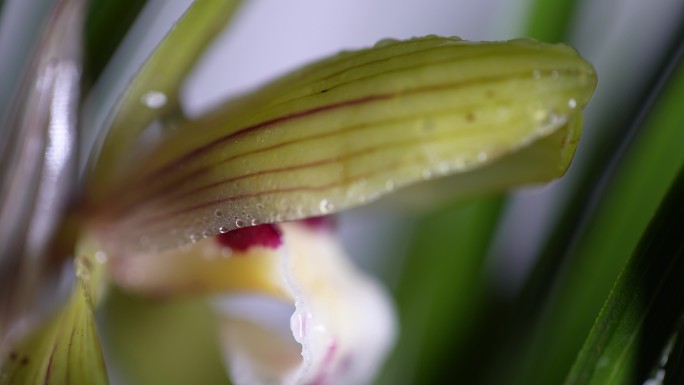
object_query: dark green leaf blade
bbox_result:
[504,33,684,385]
[85,0,147,82]
[565,166,684,385]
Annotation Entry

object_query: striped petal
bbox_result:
[87,36,597,254]
[0,241,109,385]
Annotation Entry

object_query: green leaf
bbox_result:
[564,166,684,385]
[87,36,596,255]
[375,196,504,385]
[99,289,231,385]
[525,0,581,43]
[85,0,148,82]
[88,0,243,199]
[503,37,684,385]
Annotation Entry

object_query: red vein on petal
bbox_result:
[138,69,572,182]
[101,69,583,216]
[109,108,549,223]
[44,344,58,385]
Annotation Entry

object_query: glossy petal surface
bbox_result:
[88,36,596,254]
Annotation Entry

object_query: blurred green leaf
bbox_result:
[505,34,684,385]
[85,0,147,82]
[565,166,684,384]
[375,196,503,385]
[525,0,580,43]
[100,288,232,385]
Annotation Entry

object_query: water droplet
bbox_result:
[94,251,108,264]
[75,258,90,280]
[319,199,334,214]
[568,98,577,109]
[219,226,230,233]
[214,209,223,217]
[256,203,264,210]
[421,119,435,132]
[235,219,245,228]
[141,91,167,109]
[532,109,547,122]
[374,38,400,48]
[251,218,260,226]
[202,230,211,238]
[385,180,395,191]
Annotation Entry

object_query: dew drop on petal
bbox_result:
[214,209,223,217]
[319,199,334,214]
[219,226,230,234]
[568,98,577,109]
[94,251,108,264]
[141,90,167,109]
[374,38,400,48]
[385,180,395,192]
[235,219,245,228]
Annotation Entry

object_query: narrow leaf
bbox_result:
[375,196,504,385]
[87,36,597,254]
[504,37,684,385]
[85,0,148,82]
[564,166,684,385]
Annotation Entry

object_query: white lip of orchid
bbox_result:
[211,222,396,385]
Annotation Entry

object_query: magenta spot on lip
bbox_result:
[300,216,336,231]
[216,224,282,252]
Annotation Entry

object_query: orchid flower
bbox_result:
[0,0,596,384]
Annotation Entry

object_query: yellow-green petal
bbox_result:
[0,243,108,385]
[89,36,597,254]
